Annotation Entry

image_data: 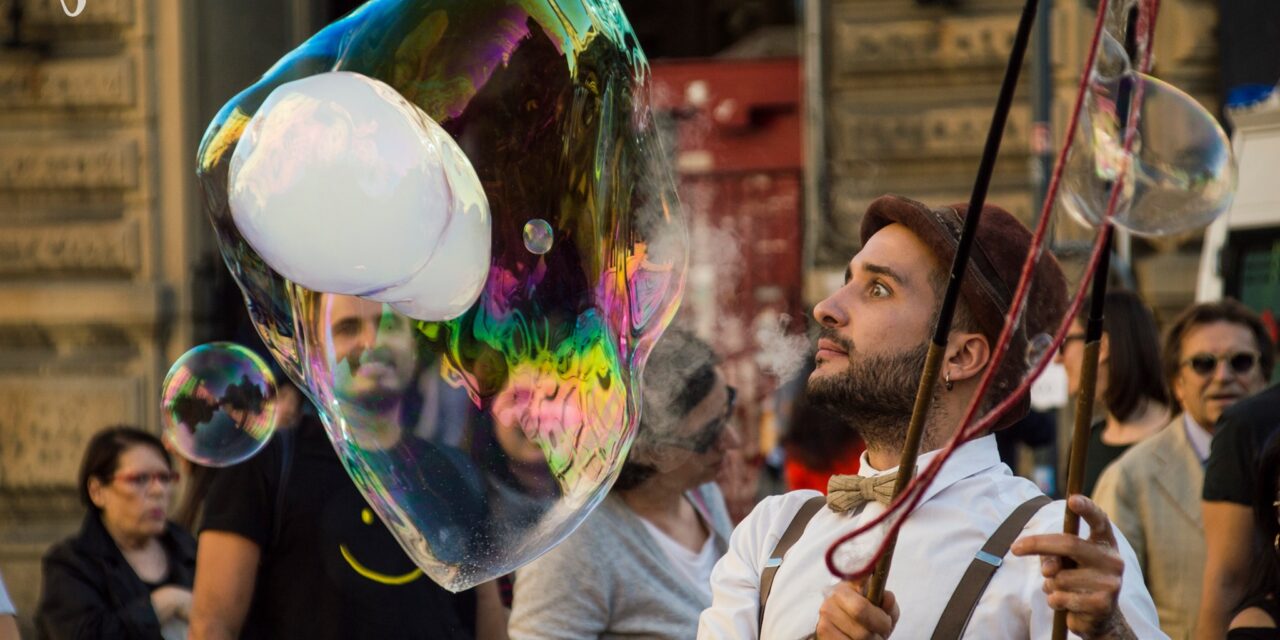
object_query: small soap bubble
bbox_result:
[161,342,277,467]
[523,218,554,255]
[1026,332,1056,368]
[1061,72,1236,237]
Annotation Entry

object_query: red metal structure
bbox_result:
[650,58,804,518]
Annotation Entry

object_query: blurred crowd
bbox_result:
[5,201,1280,640]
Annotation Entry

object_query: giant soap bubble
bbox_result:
[1061,69,1236,236]
[196,0,686,591]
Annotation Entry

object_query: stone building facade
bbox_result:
[812,0,1220,322]
[0,0,313,631]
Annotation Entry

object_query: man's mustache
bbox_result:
[817,327,855,355]
[340,345,403,374]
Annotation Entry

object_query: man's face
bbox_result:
[1173,320,1268,429]
[807,224,942,440]
[326,295,416,409]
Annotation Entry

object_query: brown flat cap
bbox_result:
[860,194,1069,430]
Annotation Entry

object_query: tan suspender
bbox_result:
[758,495,826,630]
[930,494,1051,639]
[756,493,1052,639]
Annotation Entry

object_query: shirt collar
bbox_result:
[856,434,1005,504]
[1183,413,1213,463]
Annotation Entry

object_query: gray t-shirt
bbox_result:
[510,482,733,639]
[0,569,15,615]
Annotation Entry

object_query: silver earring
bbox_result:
[945,371,954,392]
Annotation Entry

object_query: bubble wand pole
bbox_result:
[863,0,1041,607]
[1052,3,1153,636]
[1052,229,1112,640]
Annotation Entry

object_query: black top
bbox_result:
[35,512,196,640]
[1083,421,1134,498]
[1228,594,1280,639]
[1204,384,1280,505]
[199,415,477,640]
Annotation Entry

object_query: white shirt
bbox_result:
[1183,413,1213,464]
[640,517,718,602]
[698,435,1166,639]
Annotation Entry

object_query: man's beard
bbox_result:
[807,333,932,453]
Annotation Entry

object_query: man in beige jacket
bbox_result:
[1093,300,1272,640]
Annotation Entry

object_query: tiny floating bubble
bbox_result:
[1026,332,1056,367]
[523,218,554,255]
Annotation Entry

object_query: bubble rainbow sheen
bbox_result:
[161,342,278,468]
[196,0,686,591]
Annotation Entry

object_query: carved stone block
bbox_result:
[833,13,1019,75]
[836,104,1030,160]
[0,220,140,275]
[0,55,136,109]
[0,138,139,190]
[834,19,940,73]
[0,376,142,489]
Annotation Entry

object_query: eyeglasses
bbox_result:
[111,471,181,491]
[1058,333,1086,356]
[663,386,737,454]
[1181,351,1260,377]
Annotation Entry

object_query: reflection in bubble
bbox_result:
[229,71,491,322]
[197,0,687,591]
[161,343,278,467]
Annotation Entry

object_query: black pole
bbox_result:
[1033,0,1054,223]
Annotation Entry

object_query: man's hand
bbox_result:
[1011,495,1135,640]
[814,580,899,640]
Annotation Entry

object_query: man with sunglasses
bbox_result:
[1093,299,1273,639]
[1197,309,1279,639]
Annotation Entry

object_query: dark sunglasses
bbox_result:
[112,471,181,491]
[665,386,737,454]
[1181,351,1260,377]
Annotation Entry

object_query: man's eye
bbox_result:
[333,319,362,336]
[870,282,890,298]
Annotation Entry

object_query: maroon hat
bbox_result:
[859,194,1069,429]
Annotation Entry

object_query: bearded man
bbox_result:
[697,195,1165,639]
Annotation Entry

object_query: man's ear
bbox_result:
[944,331,991,384]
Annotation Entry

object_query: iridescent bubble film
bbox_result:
[1061,71,1236,237]
[161,343,278,467]
[196,0,686,591]
[522,218,554,255]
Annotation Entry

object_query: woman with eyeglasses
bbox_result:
[1053,289,1172,497]
[508,329,741,639]
[36,426,196,640]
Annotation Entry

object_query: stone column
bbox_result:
[0,0,199,629]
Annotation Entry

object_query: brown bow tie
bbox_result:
[826,472,898,512]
